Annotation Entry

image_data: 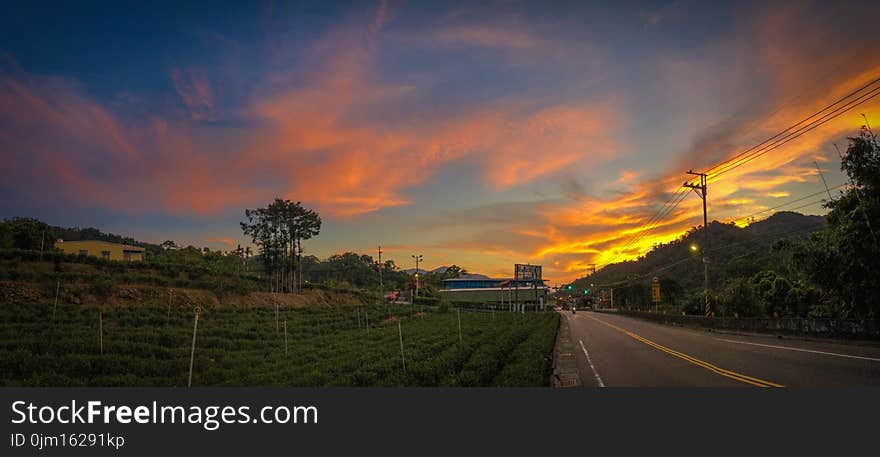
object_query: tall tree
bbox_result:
[241,199,321,293]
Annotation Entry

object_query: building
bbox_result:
[439,277,549,304]
[56,240,146,261]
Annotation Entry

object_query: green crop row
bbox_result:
[0,301,559,387]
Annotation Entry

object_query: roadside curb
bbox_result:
[551,313,582,388]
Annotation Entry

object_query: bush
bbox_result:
[413,296,439,306]
[91,277,114,298]
[718,277,761,317]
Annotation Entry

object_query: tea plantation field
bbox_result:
[0,301,559,386]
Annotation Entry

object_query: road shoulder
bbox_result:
[551,313,582,388]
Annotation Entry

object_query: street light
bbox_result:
[690,243,699,253]
[411,254,423,300]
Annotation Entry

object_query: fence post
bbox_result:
[53,280,60,319]
[188,307,201,387]
[398,321,406,372]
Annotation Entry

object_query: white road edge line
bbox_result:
[579,339,606,387]
[715,338,880,362]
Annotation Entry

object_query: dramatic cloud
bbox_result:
[2,0,879,283]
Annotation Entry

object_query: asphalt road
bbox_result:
[566,311,880,387]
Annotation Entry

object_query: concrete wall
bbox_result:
[602,309,880,339]
[439,287,547,304]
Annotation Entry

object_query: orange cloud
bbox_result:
[170,68,215,121]
[240,13,620,216]
[1,5,620,219]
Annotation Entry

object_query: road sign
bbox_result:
[651,277,661,303]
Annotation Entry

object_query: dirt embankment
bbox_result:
[0,280,372,310]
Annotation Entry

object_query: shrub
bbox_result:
[91,277,114,298]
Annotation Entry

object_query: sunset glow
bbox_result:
[2,0,879,284]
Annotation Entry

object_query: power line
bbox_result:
[596,80,879,272]
[593,181,857,289]
[600,187,690,268]
[596,221,827,288]
[703,76,880,177]
[588,73,879,280]
[706,83,880,179]
[730,184,847,224]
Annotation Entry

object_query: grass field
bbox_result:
[0,301,559,387]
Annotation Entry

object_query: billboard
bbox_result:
[515,264,542,280]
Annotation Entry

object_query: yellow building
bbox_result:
[57,240,146,261]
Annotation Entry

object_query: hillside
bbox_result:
[567,211,826,304]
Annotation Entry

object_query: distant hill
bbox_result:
[402,266,489,279]
[567,211,827,294]
[460,273,490,279]
[742,211,825,238]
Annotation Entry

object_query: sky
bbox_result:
[2,0,879,284]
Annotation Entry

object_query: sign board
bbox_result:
[515,264,542,280]
[651,278,661,303]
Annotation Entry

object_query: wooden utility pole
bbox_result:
[378,245,383,303]
[378,245,383,291]
[684,171,711,317]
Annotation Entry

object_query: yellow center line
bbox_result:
[586,314,784,387]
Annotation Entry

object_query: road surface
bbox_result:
[566,311,880,387]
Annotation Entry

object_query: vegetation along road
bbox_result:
[567,311,880,387]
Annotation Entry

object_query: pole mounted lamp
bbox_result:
[411,254,423,300]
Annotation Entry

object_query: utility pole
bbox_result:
[378,245,383,291]
[588,264,596,275]
[684,170,711,317]
[411,254,423,300]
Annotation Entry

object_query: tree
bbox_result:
[241,199,321,293]
[718,277,761,317]
[793,127,880,318]
[288,203,321,292]
[1,217,53,251]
